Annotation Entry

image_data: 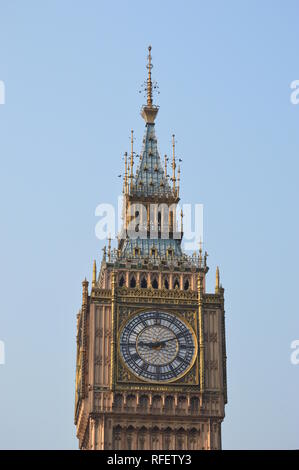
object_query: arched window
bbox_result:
[126,394,136,409]
[176,428,185,450]
[164,278,169,289]
[134,247,140,257]
[164,396,174,411]
[190,397,199,412]
[138,427,147,450]
[139,395,149,409]
[113,425,122,450]
[184,279,189,290]
[152,277,158,289]
[130,276,136,288]
[163,428,172,450]
[173,278,180,289]
[127,425,134,450]
[178,396,187,411]
[188,428,198,450]
[151,427,160,450]
[114,394,123,408]
[150,247,157,257]
[169,211,174,232]
[158,212,161,232]
[152,395,161,409]
[119,275,125,287]
[141,276,147,288]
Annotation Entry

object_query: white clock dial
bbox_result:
[120,311,197,382]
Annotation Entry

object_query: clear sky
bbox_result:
[0,0,298,450]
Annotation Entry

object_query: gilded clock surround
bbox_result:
[117,308,198,385]
[75,46,227,450]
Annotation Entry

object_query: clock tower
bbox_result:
[75,46,227,450]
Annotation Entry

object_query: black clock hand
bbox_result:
[138,341,156,348]
[158,337,177,346]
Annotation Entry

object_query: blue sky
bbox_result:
[0,0,298,449]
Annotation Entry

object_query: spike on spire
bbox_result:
[141,46,159,124]
[130,130,134,191]
[177,165,181,197]
[127,157,130,194]
[147,45,153,107]
[172,134,176,192]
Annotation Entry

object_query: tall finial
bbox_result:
[108,236,111,262]
[199,239,203,267]
[141,46,159,124]
[124,152,128,195]
[164,155,168,177]
[215,266,220,293]
[92,260,97,288]
[147,45,153,107]
[127,157,130,194]
[82,277,89,305]
[172,134,176,192]
[130,130,134,191]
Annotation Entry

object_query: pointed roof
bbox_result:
[131,123,173,198]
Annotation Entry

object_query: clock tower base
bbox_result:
[84,393,223,450]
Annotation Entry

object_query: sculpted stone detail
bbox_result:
[205,360,218,370]
[95,327,103,338]
[204,332,218,342]
[95,355,103,366]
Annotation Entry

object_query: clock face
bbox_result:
[119,311,197,383]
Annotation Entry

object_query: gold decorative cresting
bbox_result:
[141,46,159,124]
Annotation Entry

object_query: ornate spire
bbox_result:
[141,46,159,124]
